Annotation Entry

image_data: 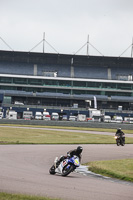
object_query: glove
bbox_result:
[67,153,70,158]
[60,155,65,161]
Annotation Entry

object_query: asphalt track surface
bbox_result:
[0,143,133,200]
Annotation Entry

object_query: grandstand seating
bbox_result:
[74,65,107,79]
[0,60,132,80]
[0,62,33,75]
[37,64,71,77]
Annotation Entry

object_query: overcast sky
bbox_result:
[0,0,133,57]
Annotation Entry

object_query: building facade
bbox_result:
[0,50,133,110]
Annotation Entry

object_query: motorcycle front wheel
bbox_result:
[116,140,120,146]
[62,165,74,176]
[49,165,56,175]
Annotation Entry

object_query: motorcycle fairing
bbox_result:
[55,156,80,174]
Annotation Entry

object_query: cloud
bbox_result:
[0,0,133,57]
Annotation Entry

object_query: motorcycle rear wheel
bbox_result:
[62,165,74,176]
[121,142,125,146]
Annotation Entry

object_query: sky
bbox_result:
[0,0,133,57]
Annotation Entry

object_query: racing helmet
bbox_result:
[117,128,121,131]
[77,146,83,154]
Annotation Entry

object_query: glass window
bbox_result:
[86,91,101,95]
[43,80,57,86]
[86,82,101,88]
[58,80,71,87]
[102,82,116,89]
[73,81,86,87]
[0,86,17,90]
[0,77,12,83]
[73,90,86,94]
[105,91,131,97]
[13,78,27,84]
[117,83,131,90]
[57,89,71,94]
[28,79,42,85]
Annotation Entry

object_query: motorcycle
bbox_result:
[49,155,80,176]
[114,135,125,146]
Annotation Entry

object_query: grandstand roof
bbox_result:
[0,50,133,68]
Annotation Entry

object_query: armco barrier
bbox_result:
[0,119,133,130]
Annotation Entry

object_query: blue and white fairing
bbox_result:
[55,155,80,174]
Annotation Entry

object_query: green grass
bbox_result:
[0,126,133,144]
[87,159,133,182]
[0,192,60,200]
[1,124,133,134]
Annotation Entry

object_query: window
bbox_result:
[117,83,131,90]
[57,89,71,94]
[102,82,116,89]
[87,82,101,88]
[13,78,27,84]
[73,81,86,87]
[0,77,12,83]
[43,80,57,86]
[28,79,42,85]
[58,80,71,87]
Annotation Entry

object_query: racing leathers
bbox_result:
[55,146,83,168]
[115,129,125,143]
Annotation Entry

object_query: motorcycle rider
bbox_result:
[55,146,83,168]
[115,128,125,143]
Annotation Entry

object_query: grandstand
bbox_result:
[0,50,133,115]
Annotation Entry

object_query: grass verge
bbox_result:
[87,159,133,182]
[0,126,133,144]
[0,124,133,134]
[0,192,60,200]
